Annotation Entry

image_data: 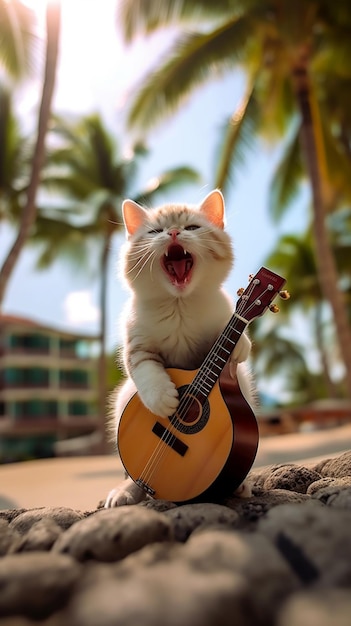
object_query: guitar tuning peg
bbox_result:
[237,287,245,296]
[279,290,290,300]
[269,303,280,313]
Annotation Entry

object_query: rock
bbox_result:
[164,503,239,541]
[306,476,341,495]
[312,450,351,478]
[0,552,81,619]
[224,489,312,527]
[0,520,21,556]
[258,502,351,586]
[183,529,300,622]
[249,464,296,489]
[63,550,250,626]
[13,518,62,553]
[313,485,351,510]
[140,498,178,512]
[9,508,85,535]
[278,589,351,626]
[0,509,27,524]
[259,465,321,494]
[53,506,173,562]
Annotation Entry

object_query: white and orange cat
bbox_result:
[105,189,254,507]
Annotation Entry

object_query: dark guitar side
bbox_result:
[191,361,259,503]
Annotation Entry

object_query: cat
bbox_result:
[105,189,254,507]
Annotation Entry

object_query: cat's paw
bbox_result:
[104,478,146,507]
[234,479,252,498]
[141,381,179,418]
[232,332,251,363]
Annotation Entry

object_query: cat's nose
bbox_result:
[168,229,180,241]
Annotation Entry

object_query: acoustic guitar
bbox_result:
[118,267,287,503]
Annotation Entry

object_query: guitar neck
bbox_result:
[183,266,286,405]
[189,314,247,402]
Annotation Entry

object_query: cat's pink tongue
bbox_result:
[172,260,187,279]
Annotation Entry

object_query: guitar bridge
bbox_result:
[136,478,156,497]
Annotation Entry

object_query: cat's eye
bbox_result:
[147,228,163,234]
[184,224,200,231]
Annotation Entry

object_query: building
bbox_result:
[0,315,101,462]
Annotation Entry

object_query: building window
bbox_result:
[59,369,89,388]
[3,368,49,387]
[9,333,50,352]
[14,400,58,419]
[68,401,89,416]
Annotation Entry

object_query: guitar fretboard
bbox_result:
[181,315,247,405]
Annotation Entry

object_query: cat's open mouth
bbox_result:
[162,243,194,287]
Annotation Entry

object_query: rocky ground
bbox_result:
[1,451,351,626]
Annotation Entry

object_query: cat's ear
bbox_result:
[122,199,148,236]
[198,189,225,229]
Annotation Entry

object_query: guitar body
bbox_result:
[118,362,259,503]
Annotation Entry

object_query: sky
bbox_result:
[2,0,308,374]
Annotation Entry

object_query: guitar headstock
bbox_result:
[235,267,287,323]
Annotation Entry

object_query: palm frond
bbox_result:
[268,122,304,222]
[0,0,38,79]
[118,0,260,42]
[214,81,260,193]
[133,166,201,205]
[128,15,257,130]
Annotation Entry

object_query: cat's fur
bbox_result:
[105,189,254,507]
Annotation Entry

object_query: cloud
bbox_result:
[63,291,100,326]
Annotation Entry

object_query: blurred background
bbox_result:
[0,0,351,507]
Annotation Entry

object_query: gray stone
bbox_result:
[306,476,341,495]
[164,502,239,541]
[278,589,351,626]
[53,506,173,562]
[258,502,351,586]
[249,464,296,489]
[224,488,311,527]
[9,508,85,535]
[313,485,351,510]
[312,450,351,478]
[140,498,178,512]
[0,552,81,619]
[64,553,251,626]
[183,529,300,622]
[260,465,321,494]
[13,518,62,553]
[0,520,21,556]
[0,509,27,524]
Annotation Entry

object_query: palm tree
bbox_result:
[0,1,61,309]
[32,112,200,450]
[116,0,351,397]
[0,85,33,224]
[0,0,37,80]
[250,324,317,405]
[264,232,337,397]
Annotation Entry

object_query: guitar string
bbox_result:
[137,281,264,492]
[137,280,265,491]
[137,282,270,492]
[137,291,263,493]
[136,281,260,491]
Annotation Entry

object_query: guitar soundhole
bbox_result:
[170,385,210,435]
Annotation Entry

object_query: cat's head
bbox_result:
[121,189,234,298]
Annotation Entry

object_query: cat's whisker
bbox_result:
[129,250,157,282]
[125,251,151,275]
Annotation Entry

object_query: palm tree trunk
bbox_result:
[0,2,61,308]
[97,228,113,454]
[291,49,351,398]
[314,305,338,398]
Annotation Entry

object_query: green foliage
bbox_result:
[0,85,32,222]
[0,0,38,80]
